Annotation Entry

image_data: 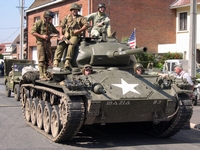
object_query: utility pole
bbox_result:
[20,0,24,59]
[188,0,197,77]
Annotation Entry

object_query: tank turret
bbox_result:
[74,40,147,67]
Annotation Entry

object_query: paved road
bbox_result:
[0,76,200,150]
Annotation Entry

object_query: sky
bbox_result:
[0,0,35,43]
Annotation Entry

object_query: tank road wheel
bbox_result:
[25,98,32,122]
[43,103,52,134]
[14,84,20,101]
[37,101,45,129]
[31,99,38,125]
[51,105,60,138]
[5,82,11,97]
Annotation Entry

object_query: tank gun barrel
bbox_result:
[108,47,147,58]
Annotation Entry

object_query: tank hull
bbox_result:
[20,68,193,142]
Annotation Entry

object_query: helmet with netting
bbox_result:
[70,3,80,11]
[43,10,55,18]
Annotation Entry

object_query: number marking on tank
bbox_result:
[106,101,130,105]
[153,100,162,105]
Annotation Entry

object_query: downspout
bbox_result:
[88,0,90,15]
[88,0,91,37]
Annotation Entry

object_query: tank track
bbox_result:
[20,83,85,143]
[139,93,193,137]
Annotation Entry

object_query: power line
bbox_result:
[0,27,20,30]
[0,27,20,43]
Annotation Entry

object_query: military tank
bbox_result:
[19,37,193,143]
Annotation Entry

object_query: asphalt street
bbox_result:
[0,76,200,150]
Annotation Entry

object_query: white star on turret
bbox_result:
[112,78,140,95]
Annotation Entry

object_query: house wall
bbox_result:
[175,5,200,60]
[91,0,176,52]
[26,0,176,60]
[26,0,88,60]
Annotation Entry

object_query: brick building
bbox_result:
[25,0,176,61]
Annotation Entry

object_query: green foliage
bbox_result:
[159,52,183,64]
[121,36,129,43]
[0,54,3,59]
[196,73,200,79]
[135,52,183,70]
[135,52,155,68]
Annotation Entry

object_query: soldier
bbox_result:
[8,65,14,82]
[82,64,93,75]
[174,63,193,85]
[85,3,111,39]
[134,63,145,74]
[134,63,162,76]
[31,10,59,80]
[53,3,88,69]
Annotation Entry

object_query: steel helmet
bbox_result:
[70,3,80,11]
[43,10,55,18]
[98,3,106,9]
[134,63,144,72]
[82,64,93,74]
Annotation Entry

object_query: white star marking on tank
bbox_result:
[112,78,140,95]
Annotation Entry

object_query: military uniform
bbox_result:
[32,19,58,67]
[53,13,88,67]
[86,11,111,37]
[31,11,59,80]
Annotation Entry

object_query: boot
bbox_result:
[38,66,47,81]
[64,60,72,69]
[102,32,107,42]
[43,66,51,81]
[53,60,59,67]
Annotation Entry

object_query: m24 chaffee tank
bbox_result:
[20,37,193,143]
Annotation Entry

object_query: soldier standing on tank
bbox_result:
[53,3,88,69]
[31,10,59,80]
[85,3,111,40]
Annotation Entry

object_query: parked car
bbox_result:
[4,59,35,101]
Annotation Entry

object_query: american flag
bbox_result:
[128,28,136,49]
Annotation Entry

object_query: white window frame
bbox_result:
[52,12,59,26]
[34,16,40,22]
[179,12,187,31]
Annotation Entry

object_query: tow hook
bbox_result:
[153,111,160,124]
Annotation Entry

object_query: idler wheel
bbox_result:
[25,98,32,122]
[36,101,45,129]
[31,99,38,125]
[43,103,52,134]
[51,105,60,138]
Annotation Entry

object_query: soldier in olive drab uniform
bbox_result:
[85,3,111,40]
[31,10,59,80]
[53,3,88,68]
